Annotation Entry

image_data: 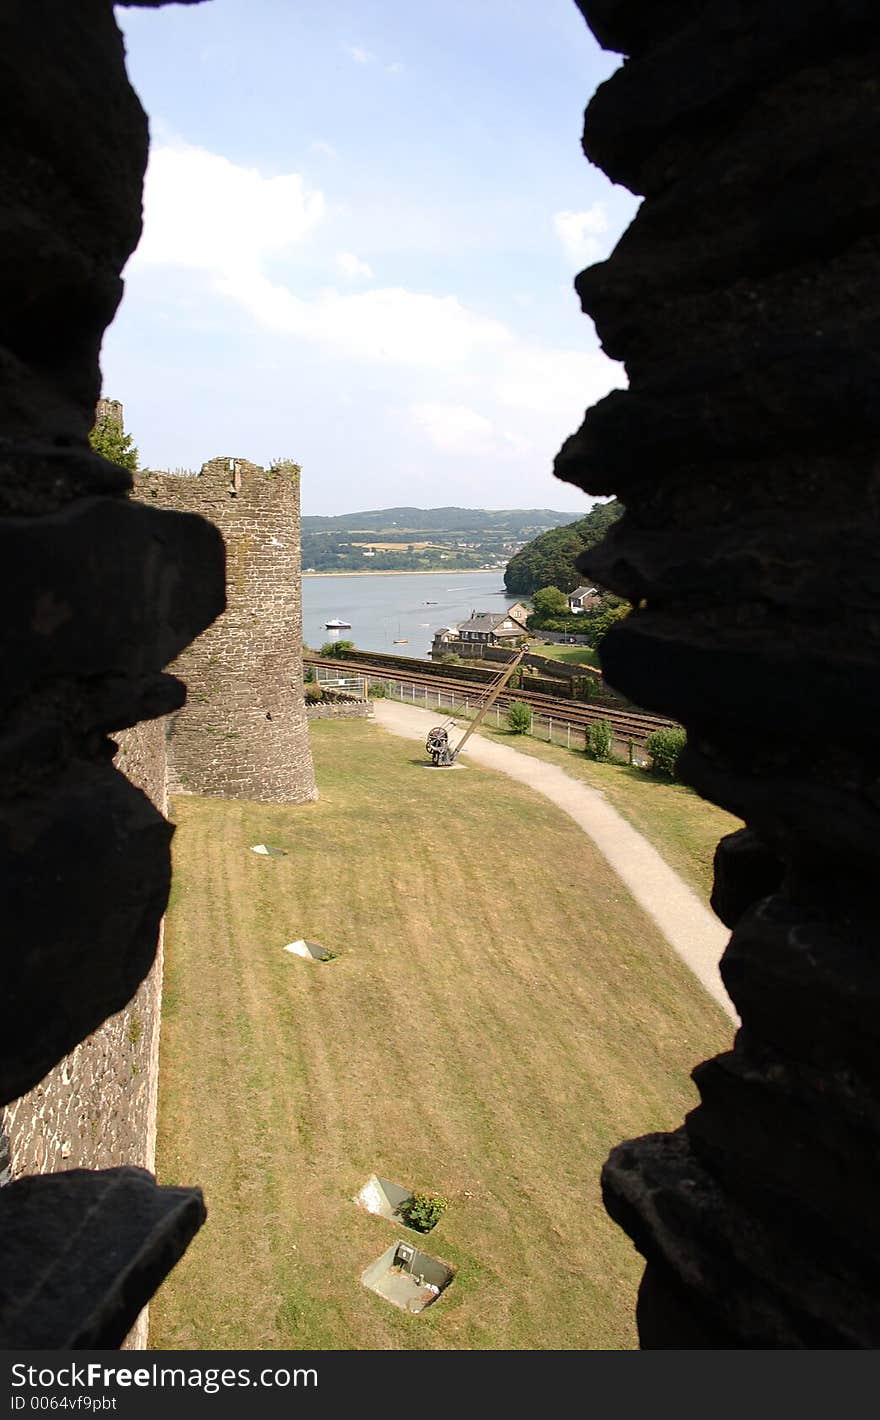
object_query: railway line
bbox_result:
[305,653,675,745]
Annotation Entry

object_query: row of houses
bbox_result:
[431,585,600,657]
[433,586,600,650]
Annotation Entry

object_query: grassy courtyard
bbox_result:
[479,725,741,901]
[529,641,600,668]
[151,718,733,1351]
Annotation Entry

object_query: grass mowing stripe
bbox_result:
[151,719,730,1350]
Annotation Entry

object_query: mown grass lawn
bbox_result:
[477,725,741,902]
[530,641,600,668]
[151,718,733,1351]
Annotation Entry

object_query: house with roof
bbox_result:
[568,585,601,614]
[457,609,528,645]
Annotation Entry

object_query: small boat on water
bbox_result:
[393,638,408,644]
[324,617,352,629]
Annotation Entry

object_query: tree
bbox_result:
[504,500,622,594]
[319,640,354,658]
[586,719,614,761]
[590,601,630,645]
[531,585,570,619]
[645,726,687,779]
[506,701,532,734]
[89,411,139,471]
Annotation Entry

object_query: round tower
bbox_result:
[133,456,317,803]
[95,397,124,432]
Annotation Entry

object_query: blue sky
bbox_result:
[105,0,637,514]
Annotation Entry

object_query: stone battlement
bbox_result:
[132,456,317,804]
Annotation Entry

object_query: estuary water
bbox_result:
[301,570,522,660]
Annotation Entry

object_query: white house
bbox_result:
[568,585,600,613]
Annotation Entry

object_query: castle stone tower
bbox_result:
[95,397,124,432]
[133,457,318,804]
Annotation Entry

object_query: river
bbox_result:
[301,571,523,660]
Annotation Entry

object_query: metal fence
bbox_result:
[316,667,649,766]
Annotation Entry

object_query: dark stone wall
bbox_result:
[2,719,167,1184]
[306,699,373,721]
[0,0,222,1348]
[134,458,317,804]
[563,0,880,1347]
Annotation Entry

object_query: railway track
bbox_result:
[305,653,675,744]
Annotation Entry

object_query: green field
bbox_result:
[479,726,741,901]
[530,641,600,668]
[151,719,732,1350]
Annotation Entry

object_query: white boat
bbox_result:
[324,618,352,629]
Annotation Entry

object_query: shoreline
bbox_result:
[302,567,507,579]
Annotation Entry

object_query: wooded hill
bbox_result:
[301,506,574,534]
[503,500,622,594]
[301,506,576,573]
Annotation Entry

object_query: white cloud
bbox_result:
[218,274,513,369]
[410,404,535,461]
[494,346,620,417]
[131,138,626,478]
[134,140,325,275]
[552,205,610,266]
[311,140,338,159]
[411,403,496,455]
[347,45,373,64]
[133,140,512,369]
[335,251,374,281]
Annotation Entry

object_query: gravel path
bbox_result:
[373,700,736,1022]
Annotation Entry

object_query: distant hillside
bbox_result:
[503,501,622,595]
[301,506,575,534]
[300,506,578,573]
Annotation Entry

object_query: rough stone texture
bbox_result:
[0,0,223,1348]
[0,1168,206,1349]
[95,397,124,433]
[3,710,169,1351]
[134,458,317,804]
[3,719,167,1182]
[0,501,222,1108]
[306,698,373,721]
[564,1,880,1346]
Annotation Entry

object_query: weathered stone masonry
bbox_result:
[4,450,317,1192]
[0,0,223,1348]
[135,458,318,805]
[2,716,169,1349]
[563,0,880,1348]
[2,718,166,1184]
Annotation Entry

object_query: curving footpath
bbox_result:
[373,699,737,1023]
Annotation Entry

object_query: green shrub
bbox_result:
[399,1192,448,1234]
[320,640,354,658]
[575,676,597,702]
[89,408,139,471]
[586,718,613,761]
[369,681,389,699]
[645,726,687,779]
[506,701,532,734]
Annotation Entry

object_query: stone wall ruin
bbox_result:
[6,0,877,1353]
[0,0,223,1348]
[563,0,880,1348]
[134,456,318,804]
